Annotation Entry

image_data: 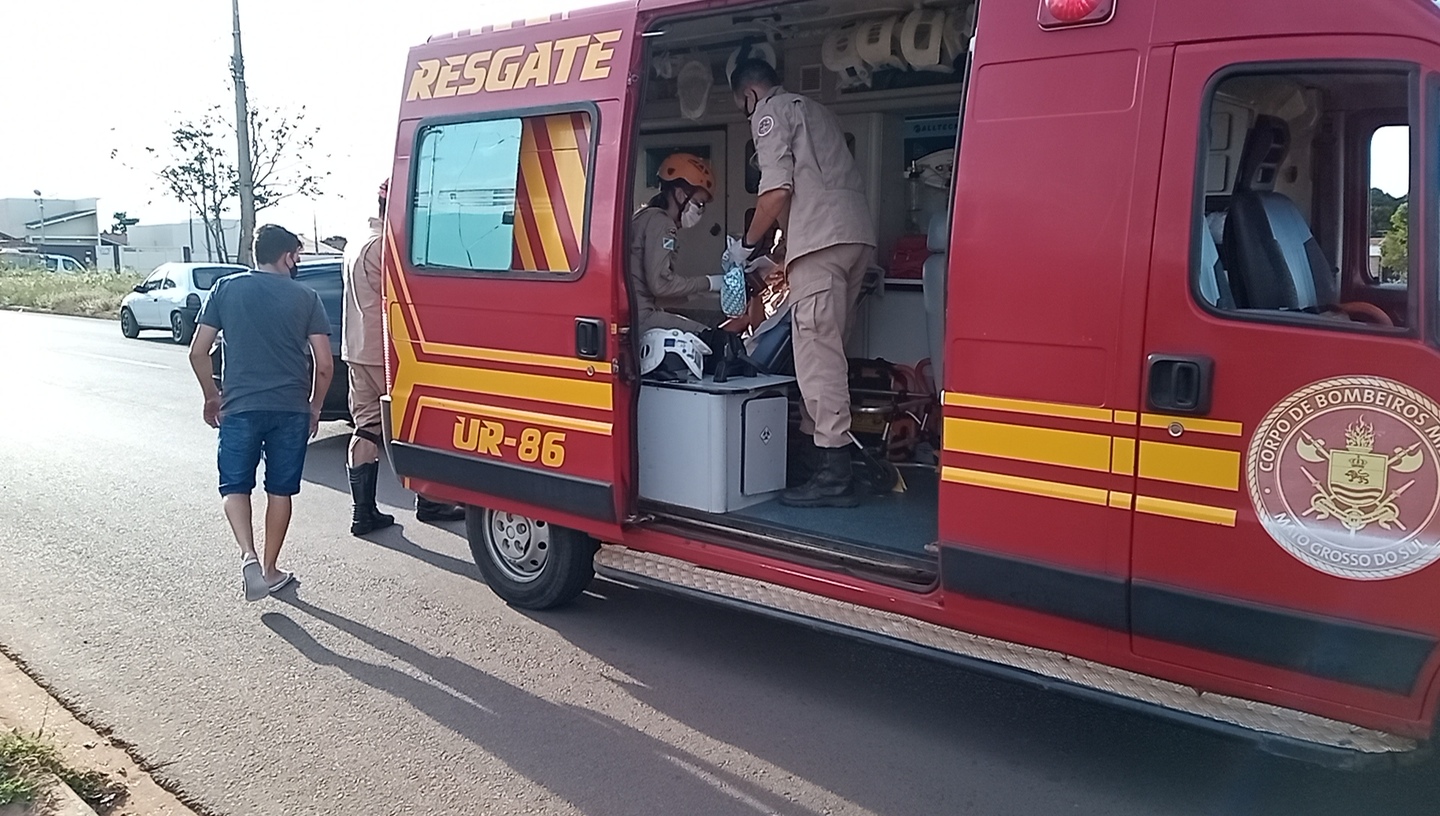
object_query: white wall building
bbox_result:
[0,198,103,266]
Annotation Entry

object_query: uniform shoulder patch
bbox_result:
[756,115,776,138]
[662,236,676,251]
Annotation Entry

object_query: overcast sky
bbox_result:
[0,0,600,244]
[0,1,1413,249]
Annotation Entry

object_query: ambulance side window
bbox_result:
[1193,66,1413,330]
[411,110,594,276]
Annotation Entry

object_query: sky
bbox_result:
[0,0,603,245]
[0,1,1414,249]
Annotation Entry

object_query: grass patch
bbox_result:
[0,264,143,319]
[0,730,124,811]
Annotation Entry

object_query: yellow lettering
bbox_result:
[552,35,589,84]
[458,50,492,96]
[452,417,480,452]
[432,55,467,98]
[517,428,542,463]
[541,432,566,468]
[514,41,554,89]
[406,59,441,101]
[478,421,505,456]
[579,30,622,82]
[485,46,525,92]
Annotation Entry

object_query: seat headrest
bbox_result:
[927,211,950,253]
[1235,115,1289,194]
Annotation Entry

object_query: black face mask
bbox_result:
[288,256,299,278]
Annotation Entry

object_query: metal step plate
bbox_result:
[594,545,1417,756]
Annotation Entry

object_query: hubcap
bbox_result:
[171,313,182,339]
[486,511,549,583]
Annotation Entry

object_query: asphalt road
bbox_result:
[2,309,1439,816]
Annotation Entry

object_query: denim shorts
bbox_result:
[217,410,310,496]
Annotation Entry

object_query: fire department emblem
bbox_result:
[1247,377,1440,580]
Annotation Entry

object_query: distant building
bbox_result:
[0,198,103,266]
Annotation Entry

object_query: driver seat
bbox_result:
[1222,115,1339,312]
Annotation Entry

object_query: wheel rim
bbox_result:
[171,313,183,341]
[122,311,135,333]
[485,511,549,583]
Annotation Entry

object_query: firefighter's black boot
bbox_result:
[788,434,823,487]
[780,446,859,508]
[348,462,395,536]
[415,495,466,524]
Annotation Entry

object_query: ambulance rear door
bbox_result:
[384,4,642,540]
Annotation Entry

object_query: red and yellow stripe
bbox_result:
[512,112,591,272]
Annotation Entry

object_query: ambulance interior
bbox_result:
[629,0,974,580]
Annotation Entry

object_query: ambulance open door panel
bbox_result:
[383,5,644,540]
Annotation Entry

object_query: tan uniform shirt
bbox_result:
[629,206,708,333]
[751,86,875,298]
[342,217,385,366]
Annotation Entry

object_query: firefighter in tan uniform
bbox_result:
[629,153,728,335]
[728,59,875,508]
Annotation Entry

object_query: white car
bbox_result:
[120,262,247,344]
[0,249,86,273]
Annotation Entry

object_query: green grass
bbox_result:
[0,264,143,319]
[0,729,123,810]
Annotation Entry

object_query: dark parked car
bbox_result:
[208,260,351,423]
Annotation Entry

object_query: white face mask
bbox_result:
[680,199,704,229]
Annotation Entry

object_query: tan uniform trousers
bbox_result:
[788,243,872,448]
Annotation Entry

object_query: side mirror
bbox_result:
[133,284,146,293]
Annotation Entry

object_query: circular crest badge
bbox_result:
[756,115,775,138]
[1247,376,1440,580]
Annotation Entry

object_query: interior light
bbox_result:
[1038,0,1115,29]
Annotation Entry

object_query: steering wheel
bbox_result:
[1338,301,1394,327]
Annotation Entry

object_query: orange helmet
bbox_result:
[657,153,715,193]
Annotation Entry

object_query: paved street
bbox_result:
[1,308,1438,816]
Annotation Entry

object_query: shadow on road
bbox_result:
[301,433,421,511]
[522,580,1440,816]
[264,597,827,816]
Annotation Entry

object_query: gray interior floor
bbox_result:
[729,466,939,557]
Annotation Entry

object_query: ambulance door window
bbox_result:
[410,110,595,277]
[1366,125,1408,287]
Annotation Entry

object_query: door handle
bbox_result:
[1146,354,1214,415]
[575,317,605,361]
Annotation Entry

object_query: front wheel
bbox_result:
[171,311,195,345]
[466,508,596,609]
[120,308,140,339]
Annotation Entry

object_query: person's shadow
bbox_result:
[263,596,828,816]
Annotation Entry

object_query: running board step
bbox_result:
[594,545,1417,762]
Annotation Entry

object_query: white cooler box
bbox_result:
[638,374,795,513]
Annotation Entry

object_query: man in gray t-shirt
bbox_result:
[187,224,333,601]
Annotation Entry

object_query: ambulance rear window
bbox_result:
[410,111,594,276]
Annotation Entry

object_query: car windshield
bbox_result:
[191,266,240,290]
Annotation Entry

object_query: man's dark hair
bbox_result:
[254,224,302,265]
[730,58,779,93]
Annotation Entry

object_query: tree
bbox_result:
[109,212,139,234]
[1370,188,1404,238]
[1380,202,1408,284]
[145,101,329,263]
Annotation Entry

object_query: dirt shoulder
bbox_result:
[0,650,200,816]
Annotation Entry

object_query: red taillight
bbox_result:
[1038,0,1115,29]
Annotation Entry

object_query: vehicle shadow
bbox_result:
[523,579,1440,816]
[302,432,416,510]
[263,596,830,816]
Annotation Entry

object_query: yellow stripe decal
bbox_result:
[943,392,1115,424]
[1141,413,1244,437]
[1136,495,1237,527]
[547,115,588,242]
[945,417,1112,473]
[1111,437,1136,477]
[1108,491,1134,510]
[1138,440,1240,491]
[942,467,1110,507]
[1113,410,1138,426]
[415,396,612,436]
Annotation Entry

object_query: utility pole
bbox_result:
[32,190,45,252]
[231,0,257,266]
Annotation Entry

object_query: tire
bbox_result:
[171,311,195,345]
[120,308,140,339]
[466,507,596,609]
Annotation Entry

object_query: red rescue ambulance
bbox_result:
[382,0,1440,762]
